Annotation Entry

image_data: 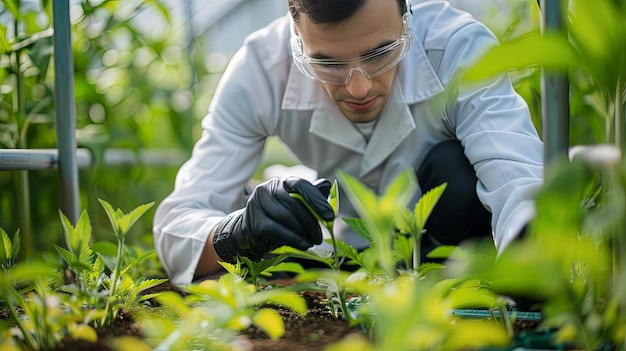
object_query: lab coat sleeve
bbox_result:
[153,41,278,286]
[438,21,544,252]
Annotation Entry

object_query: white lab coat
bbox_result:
[154,1,544,286]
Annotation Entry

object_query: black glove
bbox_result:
[212,177,335,262]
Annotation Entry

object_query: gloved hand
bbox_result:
[212,177,335,262]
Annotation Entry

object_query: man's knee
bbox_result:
[417,139,491,250]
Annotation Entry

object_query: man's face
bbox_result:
[295,0,404,123]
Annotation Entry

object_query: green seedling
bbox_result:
[97,199,165,326]
[221,255,305,288]
[56,210,101,297]
[289,180,363,324]
[0,228,20,275]
[395,182,447,269]
[353,274,510,351]
[0,242,83,351]
[56,201,165,328]
[336,168,417,278]
[147,273,308,350]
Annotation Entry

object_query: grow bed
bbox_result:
[0,280,576,351]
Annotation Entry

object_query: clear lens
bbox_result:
[291,12,413,85]
[308,40,409,84]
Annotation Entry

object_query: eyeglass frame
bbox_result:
[290,0,414,85]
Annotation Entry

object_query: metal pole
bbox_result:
[540,0,570,171]
[52,0,80,224]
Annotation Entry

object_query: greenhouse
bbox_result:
[1,0,625,350]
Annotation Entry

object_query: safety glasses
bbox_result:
[290,3,413,85]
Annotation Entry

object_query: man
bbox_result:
[154,0,543,286]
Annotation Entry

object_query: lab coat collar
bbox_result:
[281,36,444,176]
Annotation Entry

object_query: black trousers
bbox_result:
[417,139,492,258]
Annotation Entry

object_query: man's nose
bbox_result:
[345,68,372,99]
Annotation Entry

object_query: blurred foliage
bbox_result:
[467,0,626,149]
[1,0,621,262]
[0,0,224,254]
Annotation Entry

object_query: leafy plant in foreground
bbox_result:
[0,228,21,274]
[0,228,97,351]
[328,274,510,351]
[144,273,308,350]
[395,182,447,269]
[97,199,166,325]
[55,200,166,328]
[335,168,417,278]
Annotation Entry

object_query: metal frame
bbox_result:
[52,1,80,224]
[541,0,570,170]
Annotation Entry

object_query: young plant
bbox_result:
[56,210,102,297]
[328,273,510,351]
[393,182,447,270]
[56,200,165,327]
[145,272,308,350]
[336,168,417,278]
[0,238,100,351]
[0,228,20,275]
[227,255,305,288]
[97,199,163,325]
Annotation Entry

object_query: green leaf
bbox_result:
[567,0,626,101]
[263,262,305,276]
[417,262,446,275]
[445,279,502,309]
[415,183,447,230]
[342,217,373,243]
[333,238,362,264]
[5,261,57,283]
[59,209,92,258]
[254,289,308,315]
[135,278,169,295]
[252,308,284,340]
[98,199,154,237]
[464,32,580,82]
[393,234,413,265]
[0,228,11,265]
[395,207,419,237]
[9,230,20,262]
[54,244,78,267]
[0,24,10,53]
[91,241,118,257]
[27,34,52,82]
[426,245,456,260]
[1,0,19,18]
[328,179,338,216]
[270,246,334,268]
[337,169,417,240]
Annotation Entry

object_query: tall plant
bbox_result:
[465,0,626,150]
[463,1,626,349]
[0,0,55,257]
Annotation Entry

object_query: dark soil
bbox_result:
[1,281,359,351]
[2,280,541,351]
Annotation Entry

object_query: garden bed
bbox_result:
[0,281,556,351]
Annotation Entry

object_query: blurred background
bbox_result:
[0,0,587,260]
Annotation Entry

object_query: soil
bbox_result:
[1,280,542,351]
[1,281,360,351]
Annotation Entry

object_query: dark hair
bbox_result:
[288,0,407,25]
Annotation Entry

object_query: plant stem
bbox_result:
[616,76,624,152]
[325,223,340,272]
[104,235,125,325]
[12,42,33,258]
[4,288,37,350]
